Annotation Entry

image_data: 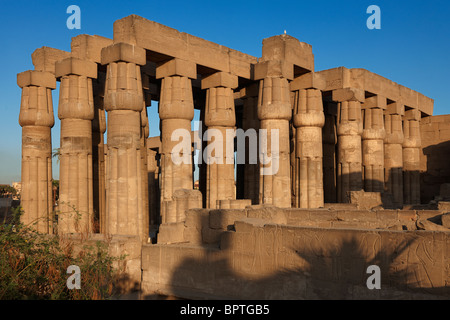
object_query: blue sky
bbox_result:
[0,0,449,184]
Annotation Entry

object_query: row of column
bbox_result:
[17,43,423,241]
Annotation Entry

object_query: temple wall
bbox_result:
[420,115,450,203]
[141,216,450,299]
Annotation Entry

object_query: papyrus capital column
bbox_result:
[403,108,421,205]
[101,42,147,240]
[255,60,293,208]
[202,72,238,209]
[362,95,386,193]
[332,88,364,203]
[156,58,197,222]
[384,102,405,207]
[18,70,57,233]
[291,73,325,208]
[55,57,97,234]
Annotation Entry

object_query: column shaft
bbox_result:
[292,88,325,208]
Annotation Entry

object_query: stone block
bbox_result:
[55,57,98,79]
[332,87,365,103]
[17,70,57,89]
[261,34,314,72]
[386,102,404,116]
[157,222,185,244]
[209,209,247,230]
[217,199,252,209]
[201,72,238,89]
[201,227,223,244]
[254,60,294,81]
[31,47,71,74]
[290,72,326,91]
[155,58,197,79]
[404,108,421,121]
[363,95,387,109]
[71,34,113,63]
[234,218,267,233]
[347,191,382,209]
[442,213,450,229]
[101,42,146,66]
[246,205,288,224]
[438,201,450,213]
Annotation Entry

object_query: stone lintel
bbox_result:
[31,47,71,74]
[332,87,365,103]
[386,102,405,116]
[201,72,238,89]
[290,72,325,91]
[17,70,57,89]
[101,42,146,66]
[254,60,294,81]
[71,34,113,63]
[155,58,197,80]
[55,57,98,79]
[404,108,421,121]
[363,95,387,110]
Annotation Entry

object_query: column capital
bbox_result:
[155,58,197,79]
[363,95,387,109]
[55,57,98,79]
[404,108,421,121]
[290,72,326,91]
[17,70,56,89]
[332,87,364,103]
[101,42,146,66]
[386,101,405,116]
[201,71,238,89]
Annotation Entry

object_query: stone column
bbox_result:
[202,72,238,209]
[101,42,147,240]
[239,84,260,205]
[156,59,196,222]
[291,73,325,208]
[140,100,150,239]
[403,108,421,205]
[362,95,386,193]
[255,60,293,208]
[333,88,364,203]
[55,57,98,234]
[17,71,56,233]
[384,102,404,207]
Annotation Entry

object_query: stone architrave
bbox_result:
[101,42,147,241]
[18,70,57,233]
[202,72,238,209]
[333,88,364,203]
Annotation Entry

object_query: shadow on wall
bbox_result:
[144,222,449,300]
[421,140,450,204]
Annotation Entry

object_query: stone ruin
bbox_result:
[17,15,450,299]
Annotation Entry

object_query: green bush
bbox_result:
[0,207,124,300]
